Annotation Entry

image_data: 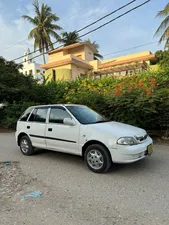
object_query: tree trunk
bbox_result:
[42,48,46,64]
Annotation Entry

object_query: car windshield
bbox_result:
[66,105,109,125]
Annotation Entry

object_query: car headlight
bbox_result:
[117,137,138,145]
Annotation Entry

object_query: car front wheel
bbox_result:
[19,135,34,156]
[84,144,112,173]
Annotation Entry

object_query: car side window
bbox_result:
[20,107,33,121]
[28,108,48,123]
[49,107,71,124]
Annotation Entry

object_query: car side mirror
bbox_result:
[63,118,76,126]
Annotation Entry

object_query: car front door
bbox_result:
[45,106,80,154]
[26,107,49,148]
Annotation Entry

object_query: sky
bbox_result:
[0,0,168,64]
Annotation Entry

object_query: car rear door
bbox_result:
[26,107,49,148]
[45,106,80,154]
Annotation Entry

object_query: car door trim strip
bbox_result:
[30,134,76,143]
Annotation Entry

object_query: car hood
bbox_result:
[90,121,146,138]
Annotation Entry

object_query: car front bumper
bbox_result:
[109,136,153,164]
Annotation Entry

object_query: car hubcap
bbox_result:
[87,149,104,170]
[20,139,29,153]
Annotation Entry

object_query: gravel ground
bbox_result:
[0,133,169,225]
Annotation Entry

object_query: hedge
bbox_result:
[1,69,169,130]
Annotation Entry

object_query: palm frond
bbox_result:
[92,41,99,49]
[159,26,169,43]
[156,3,169,18]
[85,39,99,49]
[41,3,52,21]
[33,0,41,18]
[47,29,61,40]
[47,23,62,31]
[44,14,60,23]
[164,38,169,50]
[43,4,52,15]
[154,15,169,37]
[94,53,103,60]
[85,39,103,60]
[28,27,39,40]
[60,31,81,46]
[154,2,169,50]
[22,15,37,25]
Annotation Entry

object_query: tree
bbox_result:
[60,31,81,46]
[86,39,103,60]
[155,50,169,70]
[154,3,169,50]
[22,0,62,64]
[0,57,36,103]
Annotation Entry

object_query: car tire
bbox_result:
[19,135,34,156]
[84,144,112,173]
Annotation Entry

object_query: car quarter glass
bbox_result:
[28,108,48,123]
[19,107,33,121]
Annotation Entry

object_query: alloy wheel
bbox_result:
[87,149,104,170]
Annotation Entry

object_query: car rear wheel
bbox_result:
[19,135,34,156]
[84,144,112,173]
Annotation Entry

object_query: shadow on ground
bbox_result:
[31,148,159,175]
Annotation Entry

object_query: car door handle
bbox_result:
[48,128,52,132]
[27,126,30,129]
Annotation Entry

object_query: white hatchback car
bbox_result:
[15,104,153,173]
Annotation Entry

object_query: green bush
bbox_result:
[1,56,169,130]
[1,102,38,129]
[63,71,169,130]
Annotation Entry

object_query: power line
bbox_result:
[54,1,114,30]
[13,40,60,62]
[4,8,90,52]
[4,38,28,51]
[16,0,151,64]
[12,0,138,62]
[62,0,112,22]
[103,40,161,57]
[77,0,137,32]
[18,0,151,64]
[79,0,151,38]
[62,8,87,21]
[58,8,89,29]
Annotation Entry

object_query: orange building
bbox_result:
[41,42,158,81]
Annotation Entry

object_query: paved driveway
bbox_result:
[0,133,169,225]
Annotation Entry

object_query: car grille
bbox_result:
[135,134,148,142]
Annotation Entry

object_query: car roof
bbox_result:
[32,104,85,108]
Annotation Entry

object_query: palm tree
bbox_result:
[86,39,103,60]
[22,0,62,64]
[154,3,169,50]
[60,31,81,46]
